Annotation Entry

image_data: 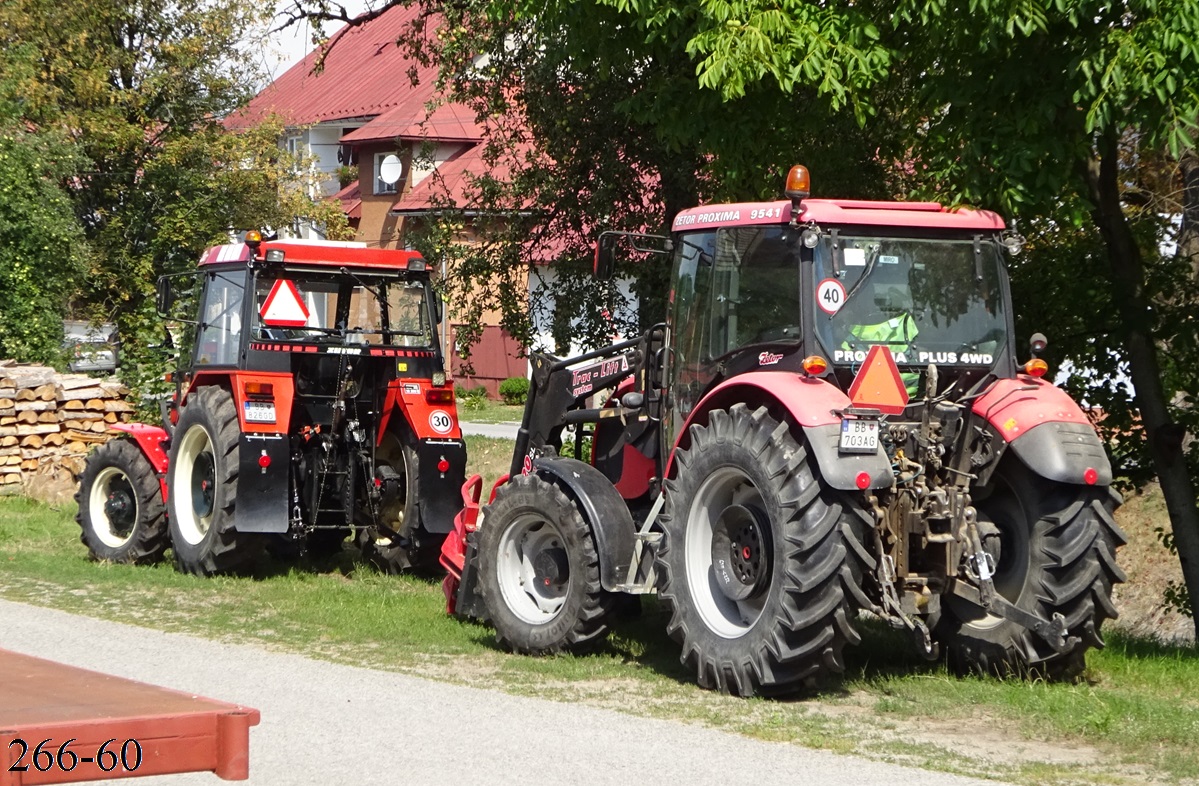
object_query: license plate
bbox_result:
[244,401,276,424]
[839,418,878,453]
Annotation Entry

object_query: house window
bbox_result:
[374,151,402,195]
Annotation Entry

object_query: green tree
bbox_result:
[0,112,88,364]
[619,0,1199,630]
[1,0,351,395]
[290,1,897,356]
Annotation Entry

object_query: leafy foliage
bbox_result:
[498,376,530,406]
[0,0,351,398]
[0,114,88,364]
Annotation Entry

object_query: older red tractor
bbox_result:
[77,234,466,575]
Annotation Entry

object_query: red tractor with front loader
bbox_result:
[76,233,466,575]
[443,166,1125,696]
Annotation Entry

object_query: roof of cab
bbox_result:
[197,240,426,270]
[671,199,1005,233]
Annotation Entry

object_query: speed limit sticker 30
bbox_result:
[817,278,847,315]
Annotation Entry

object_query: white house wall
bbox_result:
[528,266,638,361]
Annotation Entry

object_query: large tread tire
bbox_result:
[477,473,614,654]
[75,438,168,564]
[936,462,1126,679]
[657,404,875,697]
[356,433,444,574]
[167,386,263,576]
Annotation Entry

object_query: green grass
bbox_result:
[457,398,524,424]
[2,495,1197,786]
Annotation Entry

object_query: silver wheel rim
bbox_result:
[89,466,137,548]
[173,423,216,545]
[495,513,569,625]
[684,466,769,638]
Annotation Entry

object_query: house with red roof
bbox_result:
[230,4,527,391]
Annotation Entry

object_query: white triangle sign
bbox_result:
[260,279,310,327]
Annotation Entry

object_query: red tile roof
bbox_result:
[330,180,362,220]
[390,145,484,212]
[229,4,436,128]
[340,100,483,144]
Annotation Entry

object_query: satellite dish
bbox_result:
[378,154,403,185]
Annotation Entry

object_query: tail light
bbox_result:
[244,381,274,397]
[801,355,828,376]
[426,388,454,404]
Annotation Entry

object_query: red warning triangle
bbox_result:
[847,345,909,415]
[260,279,310,327]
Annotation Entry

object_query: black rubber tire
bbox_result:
[477,472,614,654]
[167,386,263,575]
[936,462,1126,679]
[657,404,876,697]
[75,438,168,564]
[356,433,443,574]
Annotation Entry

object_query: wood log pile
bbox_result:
[0,361,133,492]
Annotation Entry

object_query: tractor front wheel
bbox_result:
[75,438,168,564]
[167,386,262,575]
[657,404,875,697]
[477,473,613,654]
[936,463,1125,678]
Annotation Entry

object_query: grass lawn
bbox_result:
[456,398,524,424]
[1,487,1196,785]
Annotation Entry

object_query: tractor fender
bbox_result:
[972,377,1112,486]
[109,423,170,475]
[666,373,892,491]
[532,455,635,591]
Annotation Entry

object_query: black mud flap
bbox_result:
[1007,421,1112,486]
[802,423,894,490]
[453,535,489,621]
[234,433,290,533]
[417,438,468,534]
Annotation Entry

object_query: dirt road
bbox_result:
[0,599,1010,786]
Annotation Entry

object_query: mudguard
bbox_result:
[973,376,1112,486]
[232,432,290,533]
[532,455,635,591]
[667,373,893,491]
[109,422,171,501]
[416,439,468,534]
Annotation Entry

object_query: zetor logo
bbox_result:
[758,352,784,366]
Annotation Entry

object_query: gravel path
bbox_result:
[0,599,1010,786]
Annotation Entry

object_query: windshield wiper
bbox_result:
[831,245,881,318]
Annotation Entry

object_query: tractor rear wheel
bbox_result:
[477,473,613,654]
[76,438,168,564]
[356,433,443,573]
[657,404,875,697]
[936,463,1125,679]
[167,386,262,575]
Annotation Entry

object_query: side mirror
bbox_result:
[433,296,444,326]
[594,233,618,281]
[155,276,175,317]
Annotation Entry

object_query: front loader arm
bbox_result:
[510,328,663,477]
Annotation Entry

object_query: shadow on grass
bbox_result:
[1102,627,1199,660]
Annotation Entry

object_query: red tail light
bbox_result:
[426,388,454,404]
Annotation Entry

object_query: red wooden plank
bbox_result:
[0,649,258,784]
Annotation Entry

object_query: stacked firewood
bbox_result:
[0,361,133,488]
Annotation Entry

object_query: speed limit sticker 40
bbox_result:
[817,278,847,315]
[429,410,454,434]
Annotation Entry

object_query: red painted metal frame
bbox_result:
[971,375,1091,441]
[198,240,426,270]
[0,649,259,784]
[671,198,1005,232]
